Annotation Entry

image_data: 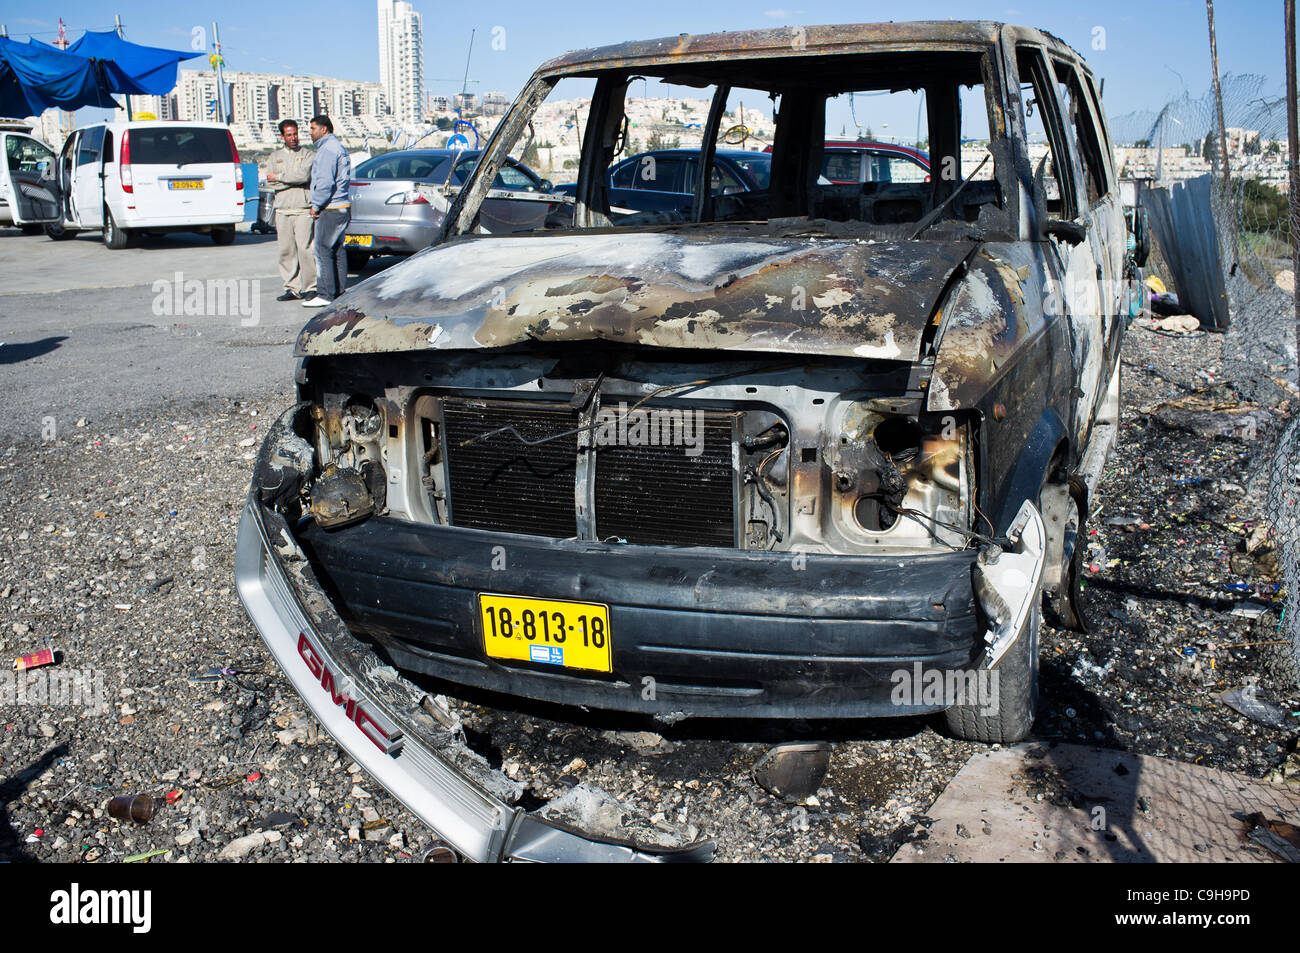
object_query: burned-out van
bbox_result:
[236,21,1143,862]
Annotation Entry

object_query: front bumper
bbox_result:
[235,405,1047,860]
[296,517,985,719]
[235,496,713,862]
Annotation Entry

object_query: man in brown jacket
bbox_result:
[265,120,317,301]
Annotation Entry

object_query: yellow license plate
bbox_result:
[479,593,611,673]
[168,180,204,190]
[344,234,372,246]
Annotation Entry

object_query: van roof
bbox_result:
[70,120,234,133]
[538,20,1080,76]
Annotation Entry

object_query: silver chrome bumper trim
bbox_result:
[235,497,711,863]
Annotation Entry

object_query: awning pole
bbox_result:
[115,14,133,120]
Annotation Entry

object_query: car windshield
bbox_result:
[444,46,1011,241]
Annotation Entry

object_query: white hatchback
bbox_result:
[39,120,245,248]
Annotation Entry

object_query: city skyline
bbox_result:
[5,1,1293,137]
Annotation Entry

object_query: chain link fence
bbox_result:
[1112,72,1300,683]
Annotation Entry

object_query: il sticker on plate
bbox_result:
[529,644,564,666]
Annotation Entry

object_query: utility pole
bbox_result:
[1286,0,1299,356]
[1207,0,1230,188]
[460,29,476,108]
[115,14,133,120]
[212,21,228,124]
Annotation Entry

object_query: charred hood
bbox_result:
[296,232,972,361]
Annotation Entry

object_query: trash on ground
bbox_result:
[1219,687,1290,728]
[1241,813,1300,863]
[752,741,832,802]
[123,848,169,863]
[107,793,155,824]
[1152,314,1200,333]
[14,648,55,671]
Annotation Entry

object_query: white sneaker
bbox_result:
[301,295,332,308]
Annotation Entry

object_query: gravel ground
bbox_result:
[1,325,1296,864]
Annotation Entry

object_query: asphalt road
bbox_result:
[0,225,389,445]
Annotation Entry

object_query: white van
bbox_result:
[41,120,245,248]
[0,119,60,230]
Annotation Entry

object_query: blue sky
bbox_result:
[0,0,1287,131]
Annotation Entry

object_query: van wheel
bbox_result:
[45,222,74,240]
[941,604,1039,743]
[346,250,370,272]
[211,226,236,245]
[103,209,129,249]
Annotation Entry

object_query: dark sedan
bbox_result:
[553,148,771,220]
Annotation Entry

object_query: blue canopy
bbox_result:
[0,36,118,114]
[65,30,201,96]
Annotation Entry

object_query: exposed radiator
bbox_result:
[440,397,737,547]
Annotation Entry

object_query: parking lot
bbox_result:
[0,224,1297,863]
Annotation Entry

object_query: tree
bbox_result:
[1202,132,1219,163]
[435,116,453,131]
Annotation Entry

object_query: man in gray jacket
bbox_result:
[303,115,353,307]
[265,119,316,301]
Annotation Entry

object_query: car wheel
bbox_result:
[211,226,236,246]
[941,603,1039,744]
[103,209,128,249]
[346,250,371,272]
[45,222,74,240]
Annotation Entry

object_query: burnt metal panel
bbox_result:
[295,235,970,362]
[1141,174,1228,330]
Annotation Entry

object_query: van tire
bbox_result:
[45,222,74,240]
[941,604,1039,744]
[103,209,128,249]
[211,226,236,246]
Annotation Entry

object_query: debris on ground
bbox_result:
[107,794,155,824]
[752,742,832,802]
[1,327,1297,862]
[13,648,55,671]
[1220,686,1291,728]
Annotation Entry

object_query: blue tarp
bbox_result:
[0,31,201,116]
[0,36,118,113]
[65,30,201,96]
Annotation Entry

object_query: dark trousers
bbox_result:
[314,207,350,300]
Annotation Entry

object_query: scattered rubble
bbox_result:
[0,325,1296,862]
